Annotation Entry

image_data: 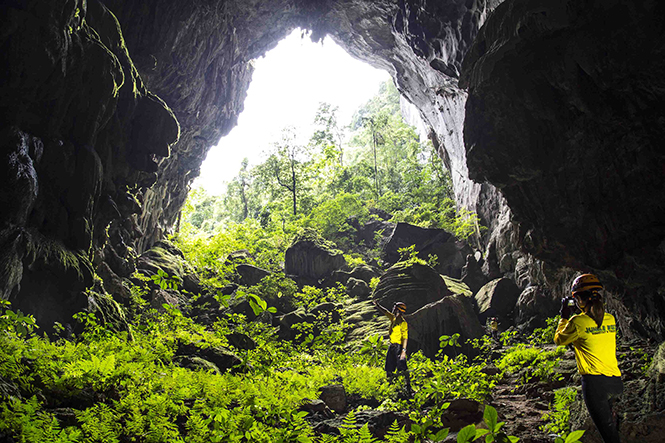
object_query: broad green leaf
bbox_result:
[475,428,489,439]
[433,428,450,441]
[484,405,498,432]
[565,430,585,443]
[457,424,476,443]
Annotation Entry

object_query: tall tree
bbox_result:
[224,158,255,222]
[311,102,345,167]
[257,127,311,216]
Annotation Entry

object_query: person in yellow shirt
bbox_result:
[373,299,411,394]
[554,274,622,443]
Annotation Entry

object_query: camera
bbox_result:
[563,296,576,307]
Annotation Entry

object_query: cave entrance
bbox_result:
[194,28,391,196]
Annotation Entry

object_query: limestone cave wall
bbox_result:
[1,0,664,339]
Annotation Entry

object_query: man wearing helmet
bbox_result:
[373,299,411,394]
[554,274,623,443]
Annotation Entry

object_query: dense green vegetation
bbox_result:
[0,289,589,443]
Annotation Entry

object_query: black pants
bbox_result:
[385,343,407,374]
[581,375,623,443]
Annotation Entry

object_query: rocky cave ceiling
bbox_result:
[0,0,664,338]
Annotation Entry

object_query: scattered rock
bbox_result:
[348,265,380,284]
[319,384,346,413]
[300,398,334,418]
[515,285,559,332]
[311,302,342,322]
[150,288,188,312]
[226,332,257,350]
[440,398,482,431]
[173,356,221,375]
[176,343,242,373]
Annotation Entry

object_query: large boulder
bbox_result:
[347,277,371,299]
[285,231,346,284]
[474,278,521,324]
[349,265,380,284]
[347,216,395,249]
[407,294,484,358]
[460,254,488,295]
[319,384,347,413]
[136,240,201,294]
[277,308,316,340]
[176,343,243,373]
[372,262,452,314]
[235,264,271,287]
[514,286,560,332]
[149,288,188,313]
[382,223,472,278]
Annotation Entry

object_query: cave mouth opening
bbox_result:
[194,28,391,197]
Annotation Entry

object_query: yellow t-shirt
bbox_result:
[554,312,621,376]
[385,312,408,344]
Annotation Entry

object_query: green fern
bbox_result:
[385,420,410,443]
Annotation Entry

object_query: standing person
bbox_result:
[554,274,623,443]
[488,317,499,341]
[373,299,411,394]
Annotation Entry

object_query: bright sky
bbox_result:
[193,29,391,195]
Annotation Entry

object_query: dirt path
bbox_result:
[487,344,578,443]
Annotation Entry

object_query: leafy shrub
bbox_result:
[529,316,560,345]
[359,334,388,366]
[541,387,577,435]
[409,351,497,406]
[0,300,38,338]
[496,344,566,384]
[456,405,519,443]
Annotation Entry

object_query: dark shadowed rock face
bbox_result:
[461,0,665,336]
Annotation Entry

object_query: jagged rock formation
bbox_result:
[1,0,664,342]
[460,0,665,338]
